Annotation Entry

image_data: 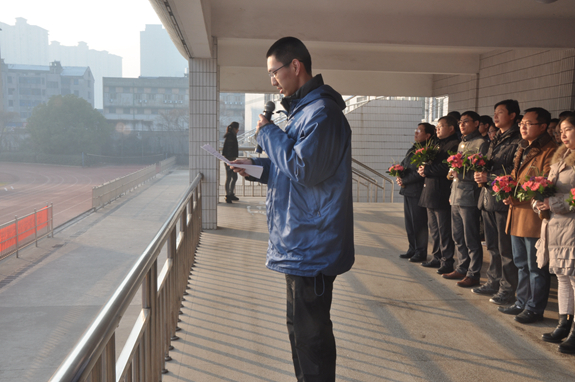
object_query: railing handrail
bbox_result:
[351,158,395,203]
[49,172,203,382]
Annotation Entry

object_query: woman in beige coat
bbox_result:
[536,114,575,353]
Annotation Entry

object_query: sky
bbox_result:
[1,0,164,78]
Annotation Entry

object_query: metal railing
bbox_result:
[92,157,176,210]
[49,173,203,382]
[0,204,54,261]
[352,158,395,203]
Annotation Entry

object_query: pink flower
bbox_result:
[493,185,500,192]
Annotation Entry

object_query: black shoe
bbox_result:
[399,253,414,259]
[436,265,453,275]
[515,309,544,324]
[471,284,498,295]
[421,259,441,268]
[489,291,515,305]
[559,325,575,354]
[543,314,572,343]
[229,195,239,201]
[498,303,524,315]
[225,197,232,204]
[409,256,427,263]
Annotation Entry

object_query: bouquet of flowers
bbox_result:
[466,153,490,173]
[444,151,468,180]
[386,164,405,177]
[491,175,518,202]
[566,188,575,211]
[410,142,439,167]
[516,175,556,220]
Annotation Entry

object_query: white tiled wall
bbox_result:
[347,98,425,203]
[433,48,575,117]
[189,41,219,229]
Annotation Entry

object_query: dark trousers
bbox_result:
[427,207,455,266]
[225,164,237,197]
[286,274,337,382]
[403,195,428,258]
[452,205,483,279]
[511,236,550,314]
[482,209,517,294]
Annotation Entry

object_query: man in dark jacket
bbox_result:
[442,111,489,288]
[231,37,354,382]
[418,116,459,273]
[473,100,522,305]
[222,121,240,203]
[397,123,434,263]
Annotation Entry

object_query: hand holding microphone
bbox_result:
[255,101,276,153]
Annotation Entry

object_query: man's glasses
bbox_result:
[268,63,289,79]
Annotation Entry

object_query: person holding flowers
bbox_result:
[533,114,575,352]
[442,111,489,288]
[500,107,557,324]
[396,123,436,262]
[418,116,460,273]
[473,100,522,305]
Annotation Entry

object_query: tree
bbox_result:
[0,111,20,153]
[27,95,113,155]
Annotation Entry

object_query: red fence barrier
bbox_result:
[0,205,53,260]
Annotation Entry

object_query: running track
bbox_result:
[0,163,147,228]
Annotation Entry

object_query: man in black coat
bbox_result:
[418,116,460,273]
[397,123,435,263]
[473,100,522,305]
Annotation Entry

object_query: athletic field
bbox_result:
[0,163,147,228]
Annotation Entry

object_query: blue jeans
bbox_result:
[511,235,550,313]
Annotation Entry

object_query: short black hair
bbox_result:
[447,111,461,121]
[266,37,312,76]
[479,115,494,127]
[494,99,521,122]
[461,110,480,122]
[524,107,551,126]
[559,114,575,132]
[439,115,458,131]
[559,110,575,119]
[549,118,560,125]
[418,122,436,137]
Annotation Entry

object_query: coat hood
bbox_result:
[552,144,575,167]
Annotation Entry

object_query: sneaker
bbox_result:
[498,303,524,315]
[489,291,515,305]
[229,195,239,201]
[471,284,498,295]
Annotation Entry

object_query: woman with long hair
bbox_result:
[223,122,240,203]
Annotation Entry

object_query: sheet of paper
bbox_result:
[201,144,263,179]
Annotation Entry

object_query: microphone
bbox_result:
[255,101,276,153]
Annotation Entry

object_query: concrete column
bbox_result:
[189,39,219,230]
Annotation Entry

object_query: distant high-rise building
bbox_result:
[49,41,122,109]
[0,18,49,66]
[140,25,188,77]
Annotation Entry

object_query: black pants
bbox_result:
[286,274,336,382]
[403,195,428,258]
[427,207,455,266]
[482,209,518,293]
[452,205,483,279]
[225,164,237,197]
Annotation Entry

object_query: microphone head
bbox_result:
[264,101,276,113]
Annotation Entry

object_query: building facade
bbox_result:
[0,18,49,66]
[49,41,122,110]
[0,61,94,123]
[140,25,188,78]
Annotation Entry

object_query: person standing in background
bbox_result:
[397,123,435,263]
[222,121,240,203]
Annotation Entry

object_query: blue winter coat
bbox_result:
[252,84,355,277]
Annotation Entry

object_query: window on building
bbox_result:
[47,81,59,89]
[152,109,158,114]
[8,88,15,95]
[74,79,79,85]
[7,76,12,84]
[62,88,71,95]
[109,107,116,113]
[8,100,13,107]
[151,88,158,93]
[110,93,117,100]
[124,87,130,92]
[74,90,79,96]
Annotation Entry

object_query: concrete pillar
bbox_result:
[188,39,219,230]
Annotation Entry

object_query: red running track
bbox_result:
[0,163,148,228]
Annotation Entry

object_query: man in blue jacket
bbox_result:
[232,37,354,382]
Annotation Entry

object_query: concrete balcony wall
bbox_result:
[347,98,425,203]
[433,48,575,116]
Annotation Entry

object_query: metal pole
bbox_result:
[14,215,18,258]
[34,208,38,247]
